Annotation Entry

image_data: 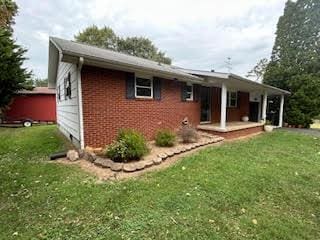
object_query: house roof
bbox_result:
[179,68,290,95]
[18,87,55,95]
[48,37,202,87]
[48,36,289,95]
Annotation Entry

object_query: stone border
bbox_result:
[82,135,224,173]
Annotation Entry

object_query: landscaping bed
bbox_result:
[80,132,224,173]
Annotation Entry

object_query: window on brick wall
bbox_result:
[227,91,237,107]
[135,76,153,98]
[186,83,193,101]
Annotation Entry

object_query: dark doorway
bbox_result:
[249,102,259,122]
[200,87,211,122]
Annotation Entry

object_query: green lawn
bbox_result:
[0,126,319,239]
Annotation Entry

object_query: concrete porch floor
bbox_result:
[197,121,264,132]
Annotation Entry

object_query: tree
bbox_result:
[74,25,172,64]
[0,0,18,30]
[246,58,269,82]
[0,1,32,112]
[117,37,171,64]
[75,25,118,50]
[33,78,48,87]
[264,0,320,126]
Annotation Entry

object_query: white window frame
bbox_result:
[135,75,153,99]
[186,83,193,101]
[227,91,237,108]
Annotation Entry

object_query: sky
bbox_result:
[13,0,287,80]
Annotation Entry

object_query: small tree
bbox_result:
[0,28,32,112]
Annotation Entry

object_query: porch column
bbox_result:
[220,82,227,129]
[262,91,268,123]
[278,94,284,127]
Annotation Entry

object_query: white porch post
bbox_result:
[262,91,268,123]
[220,82,227,129]
[278,94,284,127]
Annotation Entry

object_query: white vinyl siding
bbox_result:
[56,61,80,147]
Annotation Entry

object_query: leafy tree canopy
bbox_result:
[0,0,17,30]
[264,0,320,126]
[75,25,172,64]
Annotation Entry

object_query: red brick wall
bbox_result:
[81,66,201,147]
[211,87,249,123]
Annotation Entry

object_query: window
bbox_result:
[227,91,237,107]
[186,84,193,101]
[57,85,61,101]
[135,77,153,98]
[64,72,72,99]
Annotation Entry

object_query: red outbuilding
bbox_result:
[3,87,56,126]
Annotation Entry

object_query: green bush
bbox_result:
[105,129,148,162]
[155,129,175,147]
[105,140,127,162]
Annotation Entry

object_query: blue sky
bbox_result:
[14,0,287,79]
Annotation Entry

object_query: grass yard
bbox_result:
[0,126,319,239]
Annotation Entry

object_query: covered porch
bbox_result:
[181,69,290,137]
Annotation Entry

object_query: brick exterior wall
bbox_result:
[81,66,252,147]
[81,66,201,147]
[211,87,250,123]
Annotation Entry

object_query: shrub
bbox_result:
[105,140,127,162]
[105,129,149,162]
[155,129,175,147]
[178,125,199,143]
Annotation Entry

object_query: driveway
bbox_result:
[279,127,320,137]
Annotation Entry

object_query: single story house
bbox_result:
[48,37,290,148]
[3,87,56,126]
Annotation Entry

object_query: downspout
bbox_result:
[77,57,85,149]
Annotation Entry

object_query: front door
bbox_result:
[249,102,259,122]
[200,87,211,122]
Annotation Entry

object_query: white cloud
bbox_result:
[14,0,286,78]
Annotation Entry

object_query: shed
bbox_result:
[4,87,56,126]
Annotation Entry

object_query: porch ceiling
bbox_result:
[179,68,290,96]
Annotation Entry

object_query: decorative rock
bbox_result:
[165,150,174,157]
[67,150,79,161]
[135,161,146,170]
[110,162,123,171]
[179,146,187,152]
[186,145,193,151]
[78,149,85,158]
[153,157,162,165]
[93,147,103,154]
[143,160,154,167]
[85,152,97,162]
[93,158,104,166]
[94,157,111,168]
[157,153,167,160]
[123,163,137,172]
[173,148,181,154]
[191,143,197,149]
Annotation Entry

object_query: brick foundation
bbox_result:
[200,126,264,139]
